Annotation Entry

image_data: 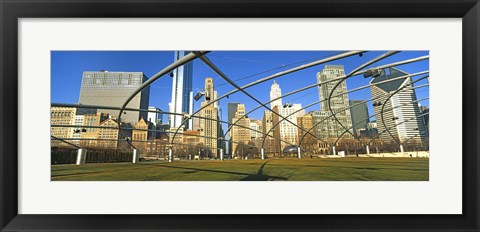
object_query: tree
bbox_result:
[174,144,187,159]
[383,139,399,152]
[247,141,259,158]
[234,142,256,159]
[300,135,317,155]
[186,145,197,160]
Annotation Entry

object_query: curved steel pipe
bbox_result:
[327,51,400,142]
[333,76,429,146]
[116,51,210,149]
[172,53,321,146]
[172,51,365,143]
[50,135,81,149]
[298,76,429,146]
[379,76,429,146]
[335,95,429,144]
[226,55,429,148]
[367,112,430,147]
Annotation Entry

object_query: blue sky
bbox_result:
[51,51,429,131]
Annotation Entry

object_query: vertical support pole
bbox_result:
[366,145,370,155]
[400,144,404,153]
[261,148,265,160]
[132,149,139,164]
[220,148,224,161]
[168,147,173,162]
[297,147,301,159]
[332,146,336,156]
[76,148,87,165]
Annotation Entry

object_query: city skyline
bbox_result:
[51,51,429,133]
[50,50,431,181]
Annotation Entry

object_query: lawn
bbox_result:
[51,157,429,181]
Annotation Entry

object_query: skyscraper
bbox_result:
[419,105,429,138]
[227,102,240,155]
[349,100,370,136]
[272,103,305,152]
[231,104,250,157]
[169,51,194,130]
[147,106,162,126]
[297,113,316,150]
[199,78,218,157]
[78,71,149,124]
[316,65,353,138]
[262,110,276,154]
[249,119,262,140]
[250,119,263,148]
[370,67,426,144]
[269,81,305,153]
[228,103,240,127]
[270,80,282,108]
[311,110,332,140]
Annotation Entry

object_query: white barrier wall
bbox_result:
[358,151,429,158]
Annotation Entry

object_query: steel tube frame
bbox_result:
[255,71,429,148]
[116,51,210,149]
[326,51,400,141]
[379,76,429,146]
[298,76,429,147]
[52,52,430,157]
[172,51,365,142]
[223,53,415,139]
[335,96,429,145]
[234,69,427,145]
[332,76,429,146]
[50,135,81,149]
[260,51,408,148]
[172,53,320,146]
[228,56,429,150]
[367,112,430,147]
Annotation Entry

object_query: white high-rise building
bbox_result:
[270,80,282,108]
[269,81,305,152]
[273,104,305,148]
[147,106,162,126]
[370,68,426,144]
[169,51,194,130]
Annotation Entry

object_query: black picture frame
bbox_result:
[1,0,479,231]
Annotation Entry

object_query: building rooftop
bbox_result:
[370,67,410,92]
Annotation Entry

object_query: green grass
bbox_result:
[51,157,429,181]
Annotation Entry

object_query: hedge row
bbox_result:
[51,148,133,165]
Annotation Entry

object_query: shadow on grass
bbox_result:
[240,161,287,181]
[51,171,107,178]
[157,161,287,181]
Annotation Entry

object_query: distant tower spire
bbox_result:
[270,80,282,108]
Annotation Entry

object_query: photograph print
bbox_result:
[50,50,429,181]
